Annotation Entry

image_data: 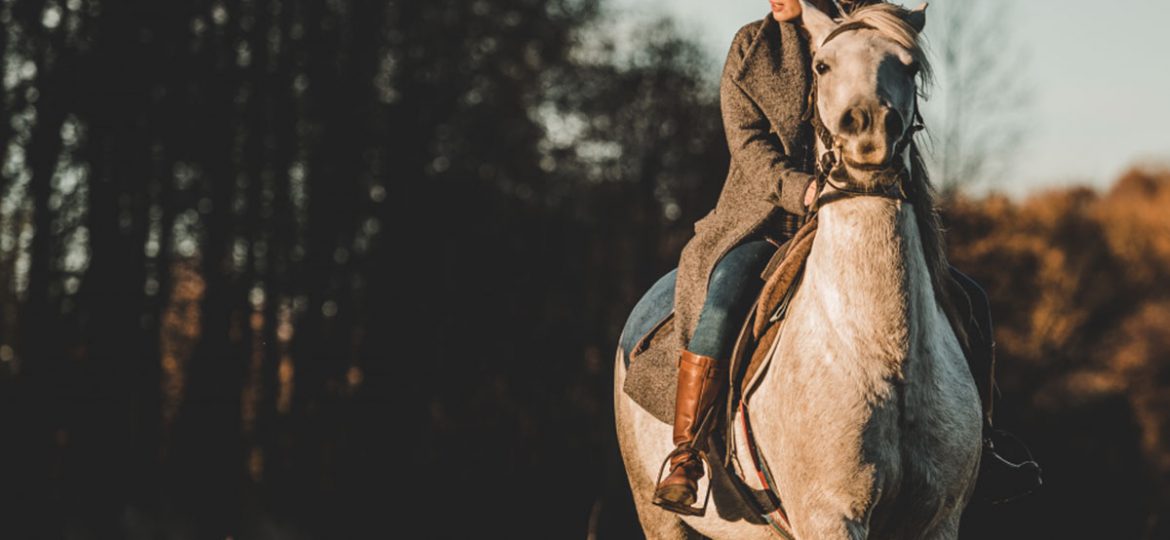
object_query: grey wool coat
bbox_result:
[671,14,816,357]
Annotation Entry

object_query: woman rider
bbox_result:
[651,0,1041,514]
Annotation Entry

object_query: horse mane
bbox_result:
[905,141,970,350]
[841,3,934,92]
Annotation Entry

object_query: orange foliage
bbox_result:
[944,167,1170,535]
[159,260,205,432]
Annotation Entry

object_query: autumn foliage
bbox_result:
[0,0,1165,536]
[944,167,1170,538]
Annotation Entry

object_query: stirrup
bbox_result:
[978,428,1043,505]
[651,446,712,516]
[986,428,1041,470]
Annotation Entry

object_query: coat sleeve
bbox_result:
[720,30,813,217]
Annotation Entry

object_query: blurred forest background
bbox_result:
[0,0,1167,538]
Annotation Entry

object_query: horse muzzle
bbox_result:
[834,101,905,170]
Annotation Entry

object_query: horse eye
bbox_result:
[815,62,830,75]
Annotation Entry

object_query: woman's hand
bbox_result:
[803,180,817,207]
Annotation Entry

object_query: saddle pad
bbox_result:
[753,215,817,338]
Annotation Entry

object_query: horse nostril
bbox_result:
[840,111,855,133]
[840,107,871,135]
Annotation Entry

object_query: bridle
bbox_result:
[801,21,925,212]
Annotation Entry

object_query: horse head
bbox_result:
[801,1,931,191]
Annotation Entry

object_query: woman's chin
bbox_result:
[771,9,801,22]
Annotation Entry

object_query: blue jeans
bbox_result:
[687,239,778,359]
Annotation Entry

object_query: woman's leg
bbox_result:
[653,239,777,513]
[687,239,778,359]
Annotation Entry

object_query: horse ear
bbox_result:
[800,0,837,50]
[906,2,927,33]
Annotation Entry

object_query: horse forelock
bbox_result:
[839,3,934,92]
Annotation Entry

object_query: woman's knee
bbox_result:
[702,241,774,320]
[707,262,740,294]
[709,241,774,288]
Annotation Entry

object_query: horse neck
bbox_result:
[796,198,937,367]
[743,197,944,489]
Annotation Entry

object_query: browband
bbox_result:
[819,21,875,47]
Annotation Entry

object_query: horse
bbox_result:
[613,3,982,539]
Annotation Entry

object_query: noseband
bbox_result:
[802,21,925,211]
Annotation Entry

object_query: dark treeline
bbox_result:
[1,0,1168,538]
[0,0,724,537]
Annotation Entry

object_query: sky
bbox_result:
[607,0,1170,196]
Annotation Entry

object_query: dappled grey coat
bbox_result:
[670,14,817,356]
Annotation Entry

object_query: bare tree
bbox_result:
[921,0,1031,195]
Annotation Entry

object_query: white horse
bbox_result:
[614,3,982,539]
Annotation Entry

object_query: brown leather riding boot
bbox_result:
[652,350,727,515]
